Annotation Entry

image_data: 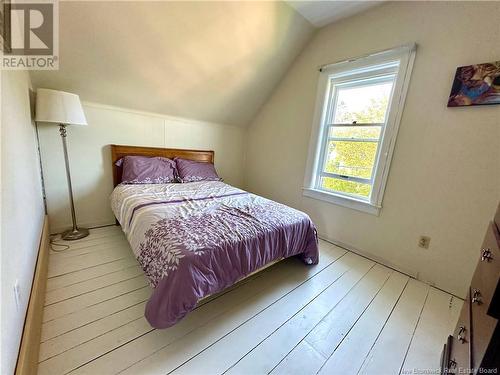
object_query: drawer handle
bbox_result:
[472,288,483,305]
[481,248,493,262]
[457,326,467,343]
[448,359,457,369]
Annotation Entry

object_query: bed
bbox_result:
[109,144,319,328]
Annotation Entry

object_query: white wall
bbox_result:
[31,1,314,127]
[38,103,245,233]
[1,70,45,375]
[245,1,500,298]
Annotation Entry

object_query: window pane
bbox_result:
[329,125,381,140]
[333,80,393,124]
[323,140,378,179]
[320,177,371,198]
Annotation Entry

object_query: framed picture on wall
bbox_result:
[447,61,500,107]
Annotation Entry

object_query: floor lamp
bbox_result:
[35,88,90,240]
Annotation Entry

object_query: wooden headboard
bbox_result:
[110,144,215,187]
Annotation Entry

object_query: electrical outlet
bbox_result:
[14,279,21,311]
[418,236,431,249]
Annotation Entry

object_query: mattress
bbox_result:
[110,180,319,328]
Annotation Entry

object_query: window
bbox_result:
[303,45,416,215]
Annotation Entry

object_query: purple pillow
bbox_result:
[116,156,177,184]
[175,157,221,183]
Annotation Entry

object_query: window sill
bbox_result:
[302,188,381,216]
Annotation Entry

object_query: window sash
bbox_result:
[321,137,380,181]
[327,124,383,142]
[316,74,394,199]
[327,137,380,143]
[317,146,382,198]
[328,61,400,82]
[326,122,384,127]
[318,172,373,185]
[303,43,416,214]
[331,73,396,90]
[327,75,395,125]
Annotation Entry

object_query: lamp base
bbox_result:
[61,227,89,241]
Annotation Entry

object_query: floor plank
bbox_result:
[317,271,409,374]
[39,301,147,362]
[38,318,154,375]
[400,287,462,374]
[304,263,394,358]
[271,340,324,375]
[46,257,139,292]
[358,278,430,375]
[48,231,120,256]
[42,275,148,322]
[121,256,348,375]
[38,228,461,375]
[49,237,130,259]
[40,286,151,341]
[49,227,125,253]
[52,225,121,243]
[48,246,132,277]
[265,264,394,374]
[72,244,346,375]
[224,253,374,375]
[44,265,144,305]
[172,252,361,375]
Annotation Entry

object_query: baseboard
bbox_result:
[318,233,464,300]
[15,216,50,375]
[317,232,418,279]
[50,220,115,235]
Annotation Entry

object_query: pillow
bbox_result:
[117,156,177,184]
[175,157,221,183]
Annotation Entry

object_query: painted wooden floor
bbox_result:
[39,225,461,375]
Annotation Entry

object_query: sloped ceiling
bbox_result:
[286,1,383,27]
[30,1,314,127]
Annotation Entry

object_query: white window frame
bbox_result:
[303,44,416,215]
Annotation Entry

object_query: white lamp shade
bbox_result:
[35,88,88,126]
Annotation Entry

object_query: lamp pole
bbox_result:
[59,124,89,240]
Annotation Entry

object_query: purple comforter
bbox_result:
[110,181,318,328]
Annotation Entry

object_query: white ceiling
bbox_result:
[30,2,382,127]
[286,1,383,27]
[30,1,314,127]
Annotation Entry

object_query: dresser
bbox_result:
[441,204,500,374]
